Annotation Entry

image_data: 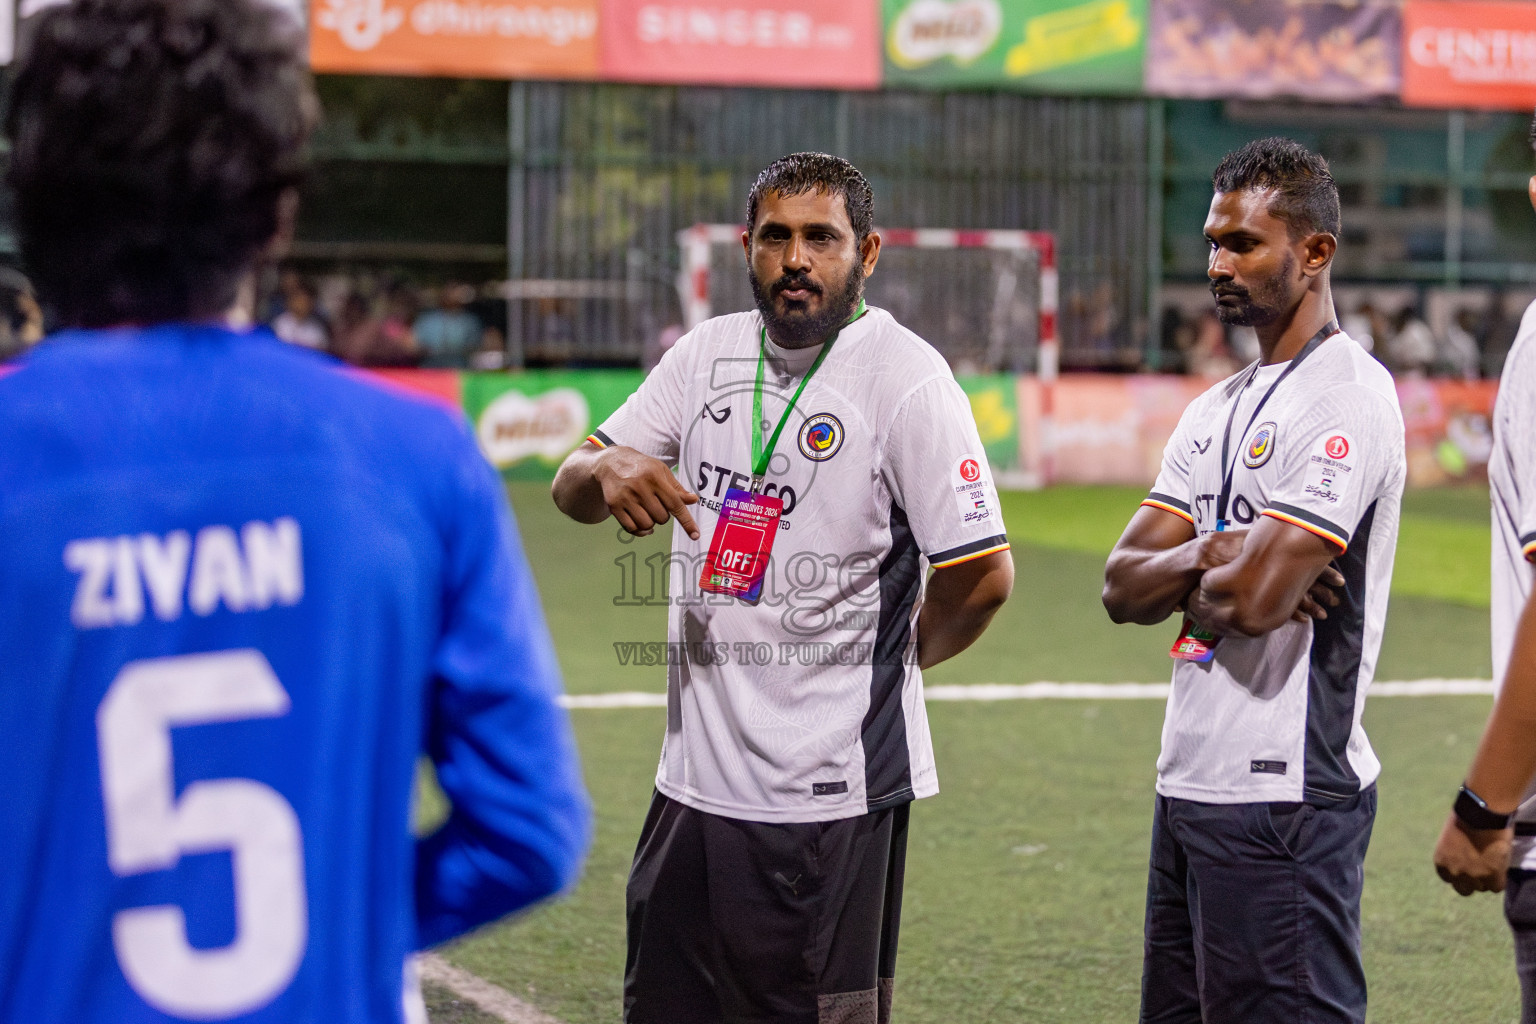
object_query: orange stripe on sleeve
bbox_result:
[930,542,1012,569]
[584,434,607,449]
[1141,499,1195,525]
[1261,509,1347,552]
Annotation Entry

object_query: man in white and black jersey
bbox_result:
[552,153,1014,1024]
[1435,114,1536,1024]
[1104,138,1406,1024]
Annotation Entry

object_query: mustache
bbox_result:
[772,273,822,299]
[1210,282,1249,300]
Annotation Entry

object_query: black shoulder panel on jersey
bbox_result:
[1303,499,1377,805]
[864,504,919,811]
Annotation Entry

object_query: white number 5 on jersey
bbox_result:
[97,649,308,1019]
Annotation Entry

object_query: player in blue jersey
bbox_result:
[0,1,590,1022]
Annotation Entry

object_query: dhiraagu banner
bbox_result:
[882,0,1146,93]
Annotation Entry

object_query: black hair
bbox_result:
[1211,137,1341,240]
[746,153,874,246]
[1527,109,1536,154]
[6,0,317,328]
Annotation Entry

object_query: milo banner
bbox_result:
[956,374,1022,476]
[1145,0,1400,101]
[462,370,642,480]
[882,0,1147,93]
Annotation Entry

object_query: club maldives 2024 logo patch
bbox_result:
[1244,421,1277,469]
[798,413,844,462]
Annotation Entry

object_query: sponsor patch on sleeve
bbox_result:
[951,454,997,524]
[1302,431,1355,506]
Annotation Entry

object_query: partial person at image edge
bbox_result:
[1434,108,1536,1024]
[0,1,590,1021]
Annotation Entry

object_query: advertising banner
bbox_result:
[462,370,643,480]
[1402,0,1536,111]
[1144,0,1400,102]
[309,0,600,78]
[882,0,1147,93]
[956,375,1023,475]
[1016,374,1496,490]
[598,0,881,88]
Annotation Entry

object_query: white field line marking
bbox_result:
[558,679,1495,709]
[419,953,565,1024]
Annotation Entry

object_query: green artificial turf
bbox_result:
[437,700,1517,1024]
[426,483,1512,1023]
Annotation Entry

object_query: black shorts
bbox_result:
[1140,788,1377,1024]
[624,790,909,1024]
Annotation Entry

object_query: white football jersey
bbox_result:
[592,307,1009,823]
[1143,330,1405,804]
[1490,300,1536,867]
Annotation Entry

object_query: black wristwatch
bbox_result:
[1454,784,1513,831]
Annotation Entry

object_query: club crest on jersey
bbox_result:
[1244,422,1277,469]
[798,413,844,462]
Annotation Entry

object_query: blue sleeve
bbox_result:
[414,442,591,949]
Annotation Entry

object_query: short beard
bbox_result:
[749,260,864,349]
[1211,252,1296,327]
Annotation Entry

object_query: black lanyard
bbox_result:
[1215,320,1338,529]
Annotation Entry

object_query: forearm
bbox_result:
[917,555,1013,669]
[1184,568,1270,638]
[1466,596,1536,812]
[1102,539,1205,625]
[551,448,609,524]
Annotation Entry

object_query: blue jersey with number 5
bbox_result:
[0,325,590,1023]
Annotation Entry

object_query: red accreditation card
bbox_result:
[699,487,782,604]
[1169,617,1219,662]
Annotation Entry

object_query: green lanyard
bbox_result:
[750,300,864,490]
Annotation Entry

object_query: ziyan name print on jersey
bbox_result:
[64,518,304,629]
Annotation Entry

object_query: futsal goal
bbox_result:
[676,224,1058,379]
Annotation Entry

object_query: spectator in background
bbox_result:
[1341,301,1377,354]
[1482,289,1520,379]
[414,282,481,368]
[0,268,44,361]
[1185,308,1239,379]
[1442,307,1482,380]
[1388,305,1436,376]
[330,291,418,367]
[271,275,328,350]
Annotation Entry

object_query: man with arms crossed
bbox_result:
[1103,138,1405,1024]
[1434,114,1536,1023]
[0,2,589,1021]
[553,153,1013,1023]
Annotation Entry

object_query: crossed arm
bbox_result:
[1102,505,1344,637]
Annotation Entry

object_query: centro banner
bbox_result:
[1144,0,1400,102]
[309,0,600,77]
[1402,0,1536,110]
[882,0,1147,93]
[599,0,881,88]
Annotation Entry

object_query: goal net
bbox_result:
[677,225,1058,376]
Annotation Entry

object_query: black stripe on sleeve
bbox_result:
[1266,502,1351,546]
[1521,531,1536,561]
[590,428,615,448]
[1147,491,1191,515]
[928,535,1010,567]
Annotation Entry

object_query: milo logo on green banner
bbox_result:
[883,0,1145,92]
